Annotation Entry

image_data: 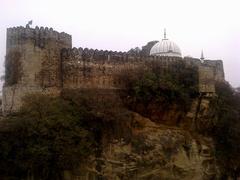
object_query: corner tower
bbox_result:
[2,25,72,114]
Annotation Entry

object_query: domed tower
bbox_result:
[150,29,182,57]
[2,24,72,114]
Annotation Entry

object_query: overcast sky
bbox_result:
[0,0,239,87]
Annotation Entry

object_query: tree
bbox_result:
[0,94,95,180]
[118,61,199,119]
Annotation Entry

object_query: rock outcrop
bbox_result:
[65,110,217,180]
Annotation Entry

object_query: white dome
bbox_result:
[150,39,182,57]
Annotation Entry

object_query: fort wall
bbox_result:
[2,26,72,113]
[61,48,224,93]
[2,25,225,114]
[61,47,186,89]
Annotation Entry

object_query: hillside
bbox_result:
[0,62,239,180]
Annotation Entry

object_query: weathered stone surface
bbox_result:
[65,113,217,180]
[2,25,225,116]
[3,26,71,114]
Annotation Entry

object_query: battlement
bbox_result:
[7,26,72,49]
[61,47,183,64]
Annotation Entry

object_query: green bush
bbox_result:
[119,61,199,113]
[0,94,95,180]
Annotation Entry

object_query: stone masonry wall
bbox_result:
[2,26,72,113]
[61,48,224,92]
[2,25,225,113]
[61,47,198,90]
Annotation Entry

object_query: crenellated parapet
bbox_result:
[60,47,187,89]
[61,47,184,65]
[61,47,141,89]
[7,26,72,49]
[61,47,140,64]
[61,47,185,77]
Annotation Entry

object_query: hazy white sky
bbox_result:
[0,0,239,87]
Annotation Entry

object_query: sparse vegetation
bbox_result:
[198,82,240,179]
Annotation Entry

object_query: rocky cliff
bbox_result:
[64,94,217,180]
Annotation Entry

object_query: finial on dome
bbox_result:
[164,28,167,39]
[200,50,205,61]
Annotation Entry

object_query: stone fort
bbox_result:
[2,25,225,114]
